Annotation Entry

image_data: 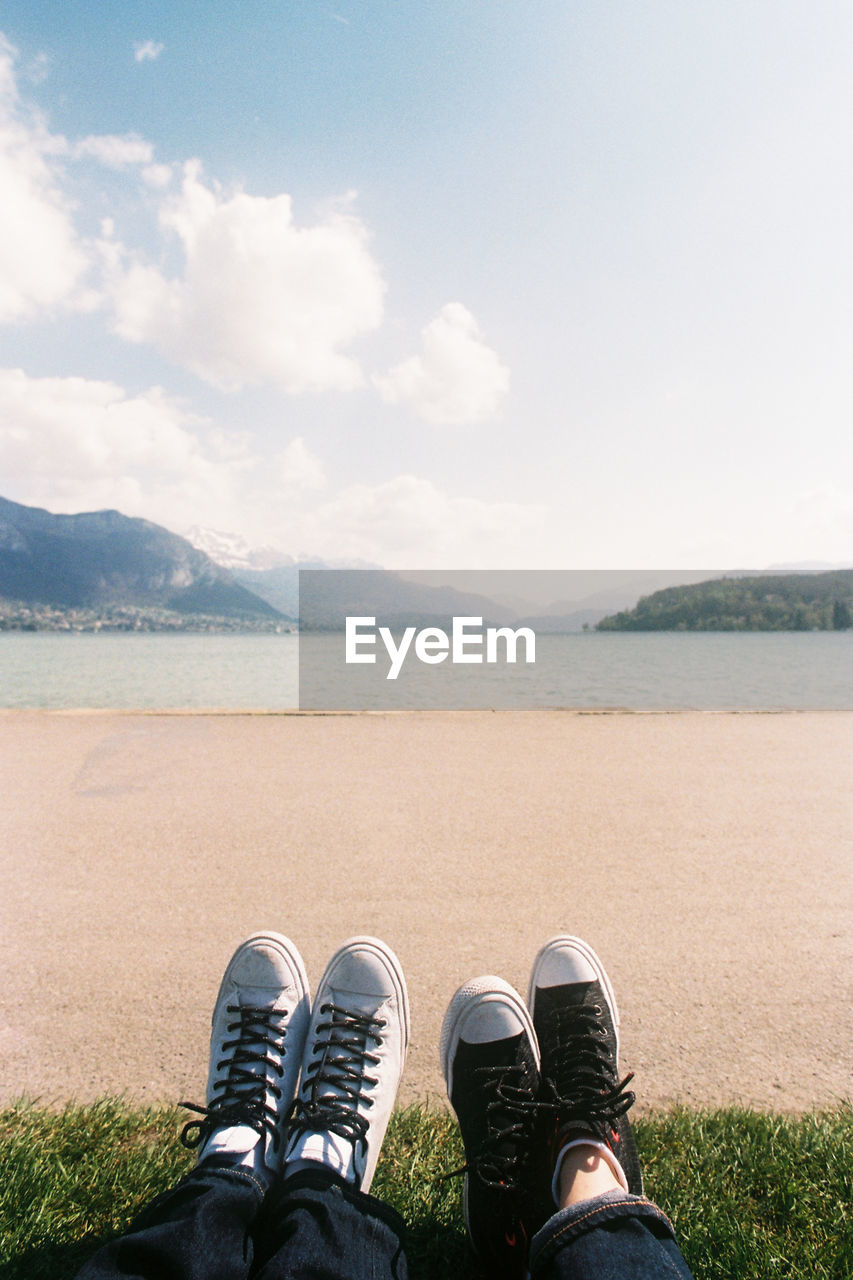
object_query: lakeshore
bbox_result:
[0,708,850,1112]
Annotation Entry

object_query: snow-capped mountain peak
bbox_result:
[183,526,294,571]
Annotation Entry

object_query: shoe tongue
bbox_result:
[457,1031,525,1069]
[203,1124,261,1157]
[329,984,391,1017]
[289,1129,359,1183]
[451,1032,536,1108]
[233,986,284,1007]
[536,980,598,1019]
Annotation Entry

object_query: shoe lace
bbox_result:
[447,1064,540,1192]
[540,1004,635,1137]
[289,1002,385,1153]
[179,1003,288,1153]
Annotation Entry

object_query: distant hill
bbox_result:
[185,543,738,632]
[297,568,517,630]
[0,496,283,621]
[597,569,853,631]
[231,561,382,618]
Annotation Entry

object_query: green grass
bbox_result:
[1,1102,850,1279]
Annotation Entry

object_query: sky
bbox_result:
[0,1,851,569]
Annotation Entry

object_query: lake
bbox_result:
[1,630,851,710]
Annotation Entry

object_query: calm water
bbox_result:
[0,630,851,709]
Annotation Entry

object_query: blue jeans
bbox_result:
[76,1164,693,1280]
[531,1188,694,1279]
[75,1161,408,1280]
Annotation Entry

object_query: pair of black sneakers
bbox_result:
[441,935,642,1277]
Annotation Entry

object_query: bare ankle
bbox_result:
[557,1143,624,1208]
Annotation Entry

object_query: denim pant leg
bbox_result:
[529,1189,694,1280]
[75,1161,265,1280]
[252,1168,409,1280]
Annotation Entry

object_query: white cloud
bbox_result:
[291,473,545,567]
[275,437,326,493]
[0,37,89,323]
[0,363,541,566]
[25,52,50,86]
[141,162,172,189]
[374,302,510,424]
[133,41,164,64]
[74,133,154,168]
[0,367,247,527]
[107,163,386,392]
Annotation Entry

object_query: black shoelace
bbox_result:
[289,1002,385,1153]
[540,1004,635,1136]
[448,1064,541,1191]
[179,1004,288,1153]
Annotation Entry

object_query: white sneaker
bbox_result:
[285,936,409,1193]
[180,931,310,1182]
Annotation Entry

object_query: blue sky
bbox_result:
[1,2,851,567]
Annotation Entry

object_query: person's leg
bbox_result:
[251,936,410,1280]
[529,1186,693,1279]
[75,1162,265,1280]
[526,934,695,1279]
[253,1168,408,1280]
[75,931,311,1280]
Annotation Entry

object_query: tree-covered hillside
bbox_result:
[597,569,853,631]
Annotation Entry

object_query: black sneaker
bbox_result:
[179,931,311,1179]
[441,976,542,1278]
[528,935,643,1201]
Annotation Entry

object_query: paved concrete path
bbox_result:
[1,709,850,1113]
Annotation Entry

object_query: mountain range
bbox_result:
[4,495,849,633]
[1,497,672,630]
[0,495,281,620]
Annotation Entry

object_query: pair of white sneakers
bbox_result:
[180,932,409,1194]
